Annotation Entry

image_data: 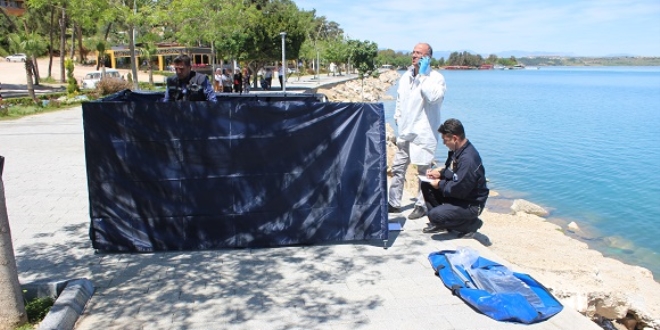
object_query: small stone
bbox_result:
[510,199,549,217]
[567,221,580,232]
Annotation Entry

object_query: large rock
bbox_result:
[316,70,400,102]
[510,199,549,216]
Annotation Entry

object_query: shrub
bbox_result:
[96,77,132,96]
[25,296,54,323]
[65,58,79,96]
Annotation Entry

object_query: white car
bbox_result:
[81,69,122,89]
[5,53,27,62]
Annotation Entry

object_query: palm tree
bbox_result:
[8,33,45,105]
[93,40,107,74]
[141,42,156,86]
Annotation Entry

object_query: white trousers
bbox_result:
[388,140,431,209]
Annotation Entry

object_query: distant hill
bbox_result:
[389,49,658,65]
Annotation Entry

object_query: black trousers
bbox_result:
[420,182,482,233]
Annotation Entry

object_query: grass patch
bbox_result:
[12,295,55,329]
[0,92,98,120]
[26,296,54,324]
[39,76,59,84]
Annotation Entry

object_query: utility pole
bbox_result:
[280,32,286,93]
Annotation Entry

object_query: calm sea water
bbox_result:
[383,67,660,279]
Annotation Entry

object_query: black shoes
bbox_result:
[408,206,426,220]
[456,218,483,238]
[387,203,401,213]
[422,223,446,234]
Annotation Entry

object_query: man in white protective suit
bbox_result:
[388,42,447,220]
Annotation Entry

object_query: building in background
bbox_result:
[0,0,26,16]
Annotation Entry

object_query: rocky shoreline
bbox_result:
[320,69,660,330]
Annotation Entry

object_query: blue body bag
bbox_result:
[428,250,563,324]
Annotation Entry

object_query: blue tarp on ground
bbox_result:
[429,250,563,324]
[82,91,388,252]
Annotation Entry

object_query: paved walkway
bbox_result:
[0,83,601,330]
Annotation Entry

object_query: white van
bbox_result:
[81,69,121,89]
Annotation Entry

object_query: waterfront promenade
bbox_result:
[0,77,602,329]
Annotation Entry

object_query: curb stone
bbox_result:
[21,278,94,330]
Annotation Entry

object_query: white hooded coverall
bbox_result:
[389,67,446,209]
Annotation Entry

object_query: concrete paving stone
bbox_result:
[295,303,369,324]
[74,314,118,330]
[143,282,182,301]
[100,277,153,296]
[164,321,235,330]
[260,285,373,308]
[139,264,177,280]
[178,283,235,302]
[169,266,239,283]
[171,298,241,324]
[329,319,439,330]
[249,245,313,258]
[167,278,208,294]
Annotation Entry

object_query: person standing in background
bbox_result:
[222,68,233,93]
[388,42,447,220]
[213,68,222,92]
[242,67,251,93]
[278,64,284,90]
[163,55,216,102]
[233,69,243,94]
[264,67,273,90]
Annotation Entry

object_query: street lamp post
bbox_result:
[280,32,286,93]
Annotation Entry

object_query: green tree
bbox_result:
[324,35,349,75]
[347,39,378,78]
[141,42,156,85]
[347,39,377,101]
[8,32,44,104]
[241,0,313,87]
[486,54,498,64]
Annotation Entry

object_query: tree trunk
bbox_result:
[25,61,38,104]
[48,6,54,78]
[76,24,84,63]
[32,55,40,85]
[70,22,75,60]
[0,165,28,330]
[128,24,138,90]
[59,7,66,83]
[20,19,40,86]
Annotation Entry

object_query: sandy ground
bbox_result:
[0,56,165,90]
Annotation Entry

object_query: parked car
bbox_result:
[5,53,27,62]
[81,69,122,89]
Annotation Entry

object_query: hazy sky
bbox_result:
[293,0,660,57]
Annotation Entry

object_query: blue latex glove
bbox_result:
[418,56,431,75]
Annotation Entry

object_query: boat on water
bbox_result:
[509,64,525,70]
[493,65,506,70]
[444,65,475,70]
